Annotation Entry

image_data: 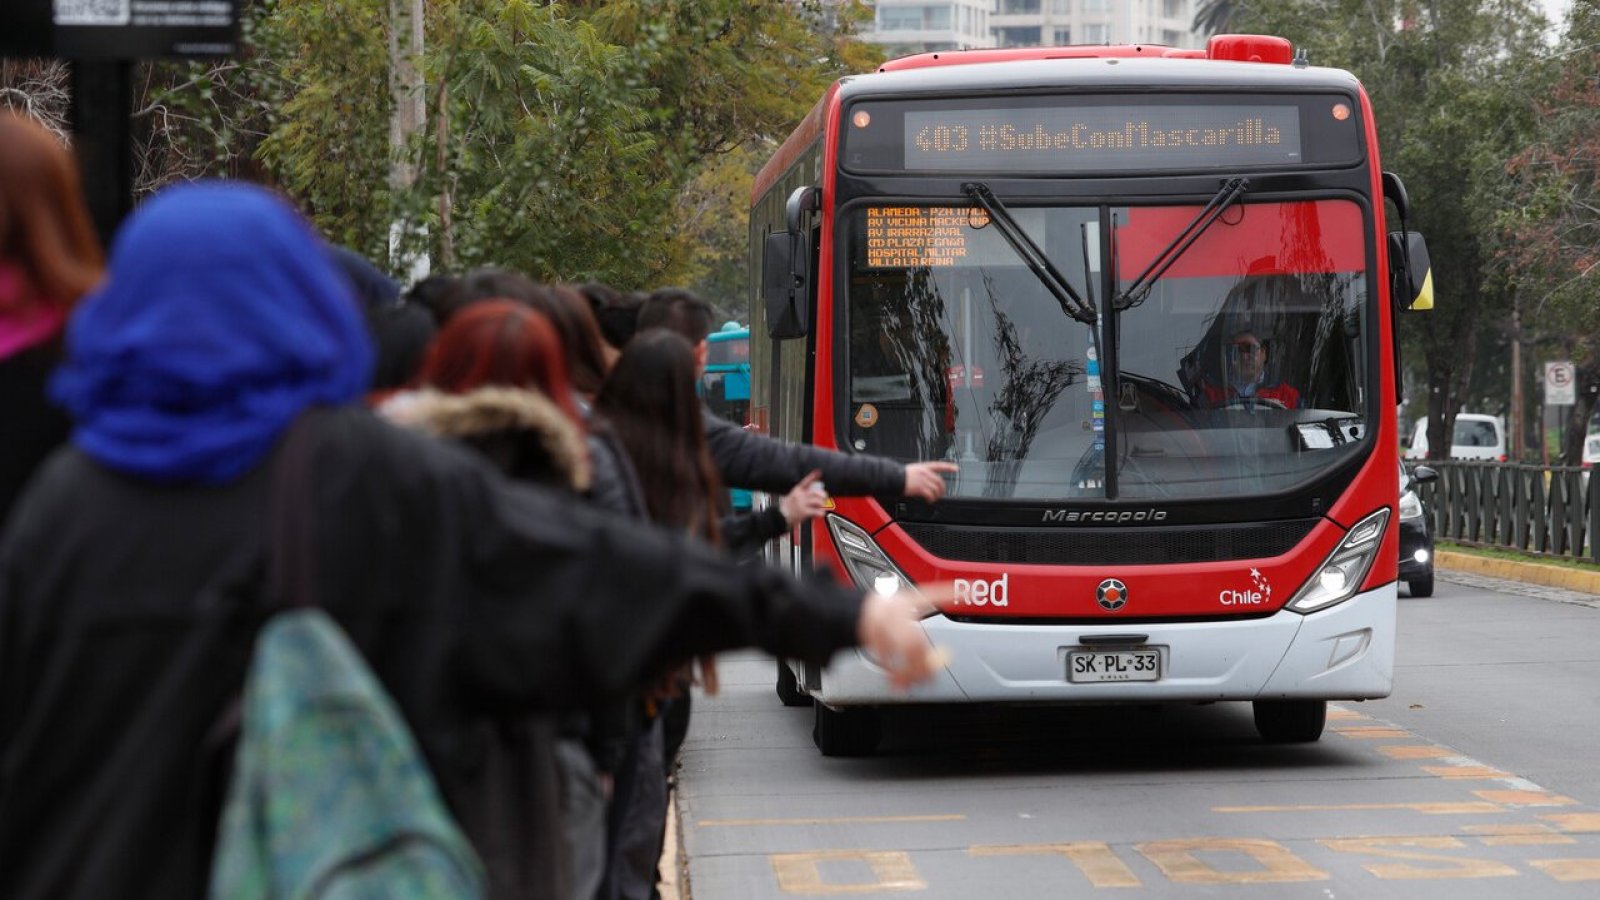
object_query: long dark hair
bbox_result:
[595,329,723,543]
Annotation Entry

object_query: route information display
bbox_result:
[863,206,989,269]
[903,105,1302,172]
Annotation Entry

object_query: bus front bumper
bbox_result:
[810,584,1395,706]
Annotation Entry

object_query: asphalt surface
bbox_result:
[674,571,1600,898]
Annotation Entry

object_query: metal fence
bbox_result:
[1415,461,1600,563]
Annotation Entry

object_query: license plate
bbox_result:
[1067,648,1161,683]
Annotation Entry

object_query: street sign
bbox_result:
[0,0,240,59]
[1545,360,1576,406]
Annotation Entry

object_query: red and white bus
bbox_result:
[750,36,1434,755]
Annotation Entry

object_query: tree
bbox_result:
[1230,0,1548,460]
[1500,2,1600,463]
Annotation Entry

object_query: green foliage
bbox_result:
[254,0,394,259]
[1230,0,1550,452]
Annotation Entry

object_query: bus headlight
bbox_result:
[1398,490,1424,520]
[826,514,923,607]
[1287,509,1390,614]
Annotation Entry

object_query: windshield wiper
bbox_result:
[962,182,1096,326]
[1114,176,1249,311]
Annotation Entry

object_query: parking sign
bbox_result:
[1545,361,1576,406]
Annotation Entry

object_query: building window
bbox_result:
[1162,28,1183,45]
[1082,22,1109,42]
[1082,0,1110,12]
[1053,26,1072,44]
[1050,0,1072,12]
[879,4,956,31]
[999,0,1041,14]
[1163,0,1184,18]
[995,25,1042,47]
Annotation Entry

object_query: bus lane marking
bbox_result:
[971,843,1141,888]
[1214,801,1502,815]
[1133,838,1329,884]
[770,850,925,894]
[699,814,965,828]
[1421,763,1515,780]
[1528,858,1600,881]
[1318,836,1519,879]
[1463,823,1578,847]
[1377,744,1454,760]
[1330,725,1414,739]
[1473,790,1578,808]
[1543,813,1600,833]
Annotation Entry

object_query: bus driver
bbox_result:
[1200,327,1301,409]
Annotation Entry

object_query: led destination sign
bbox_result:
[902,105,1302,172]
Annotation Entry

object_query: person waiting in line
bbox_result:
[0,110,103,528]
[325,246,437,401]
[0,182,943,900]
[635,288,959,502]
[1199,327,1302,409]
[592,329,831,900]
[380,299,605,900]
[576,281,645,371]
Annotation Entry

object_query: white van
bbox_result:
[1405,413,1506,461]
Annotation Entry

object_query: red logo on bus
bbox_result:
[1096,579,1128,611]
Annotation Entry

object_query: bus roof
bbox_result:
[751,36,1362,205]
[839,55,1361,102]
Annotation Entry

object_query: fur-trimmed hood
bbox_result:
[380,387,590,491]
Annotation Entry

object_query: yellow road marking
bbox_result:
[1529,859,1600,881]
[1464,823,1577,846]
[770,851,925,894]
[973,843,1141,888]
[700,814,964,827]
[1333,726,1414,739]
[1541,813,1600,833]
[1327,707,1369,721]
[1377,744,1454,760]
[1319,836,1518,879]
[1135,839,1328,884]
[1421,764,1513,780]
[1473,790,1578,807]
[1215,802,1502,815]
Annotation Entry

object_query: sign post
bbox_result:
[1,0,241,242]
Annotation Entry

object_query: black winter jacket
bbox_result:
[703,409,904,497]
[0,407,864,900]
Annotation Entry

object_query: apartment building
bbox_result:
[862,0,1199,57]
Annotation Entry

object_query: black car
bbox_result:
[1398,461,1438,596]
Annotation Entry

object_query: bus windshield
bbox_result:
[844,198,1369,501]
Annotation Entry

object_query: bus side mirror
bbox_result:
[762,229,811,340]
[1387,231,1434,311]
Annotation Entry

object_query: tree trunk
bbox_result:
[387,0,426,276]
[1559,366,1600,466]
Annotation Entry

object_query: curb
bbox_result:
[1435,550,1600,596]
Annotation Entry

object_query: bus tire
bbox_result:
[777,659,811,707]
[1253,699,1327,743]
[813,703,880,757]
[1408,575,1434,598]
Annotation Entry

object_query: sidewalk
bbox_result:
[1436,549,1600,596]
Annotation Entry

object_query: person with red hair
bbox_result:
[381,297,613,898]
[0,110,103,526]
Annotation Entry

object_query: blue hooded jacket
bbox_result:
[51,183,374,484]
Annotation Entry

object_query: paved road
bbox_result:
[675,572,1600,897]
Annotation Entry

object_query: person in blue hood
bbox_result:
[51,183,374,483]
[0,182,940,900]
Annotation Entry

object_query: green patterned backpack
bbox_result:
[209,608,484,899]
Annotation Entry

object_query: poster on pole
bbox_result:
[0,0,239,58]
[1545,360,1576,406]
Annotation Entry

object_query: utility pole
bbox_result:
[1510,293,1523,461]
[388,0,428,282]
